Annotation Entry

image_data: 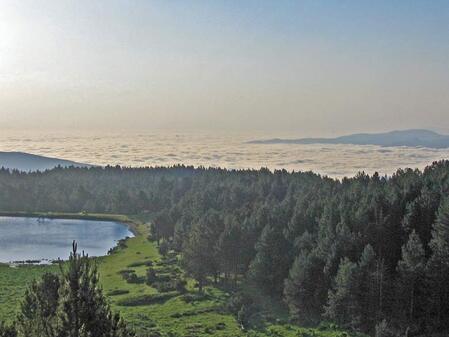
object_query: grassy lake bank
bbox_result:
[0,213,360,337]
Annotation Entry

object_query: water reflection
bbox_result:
[0,217,133,263]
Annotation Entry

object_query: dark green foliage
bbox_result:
[237,304,252,329]
[249,223,291,295]
[158,241,169,257]
[107,289,130,296]
[226,292,253,315]
[426,198,449,330]
[182,212,222,292]
[324,258,360,330]
[119,270,145,284]
[127,260,153,268]
[3,162,449,335]
[284,251,327,325]
[174,278,187,293]
[216,223,249,285]
[116,292,178,306]
[57,242,134,337]
[396,231,426,331]
[0,323,16,337]
[146,268,157,285]
[13,242,134,337]
[16,272,60,337]
[357,245,380,333]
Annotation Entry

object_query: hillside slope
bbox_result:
[0,152,91,172]
[248,129,449,148]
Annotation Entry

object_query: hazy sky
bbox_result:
[0,0,448,135]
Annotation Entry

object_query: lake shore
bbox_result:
[0,211,140,236]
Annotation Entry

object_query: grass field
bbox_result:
[0,215,360,337]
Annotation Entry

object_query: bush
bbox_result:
[128,260,153,268]
[158,241,169,256]
[170,308,215,318]
[152,278,187,293]
[119,269,145,284]
[107,289,130,296]
[181,293,209,303]
[116,292,177,306]
[226,291,253,314]
[175,278,187,293]
[153,281,177,293]
[0,322,16,337]
[238,304,252,328]
[215,322,226,330]
[146,267,157,284]
[375,320,394,337]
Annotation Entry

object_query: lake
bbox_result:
[0,216,134,263]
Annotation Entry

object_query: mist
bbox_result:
[1,1,449,136]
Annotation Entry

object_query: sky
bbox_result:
[0,0,448,136]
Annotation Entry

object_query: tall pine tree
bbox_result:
[397,230,426,331]
[426,198,449,330]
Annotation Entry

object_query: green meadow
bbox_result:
[0,216,359,337]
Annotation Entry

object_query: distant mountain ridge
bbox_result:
[247,129,449,149]
[0,152,91,172]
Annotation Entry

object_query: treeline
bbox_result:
[1,162,449,336]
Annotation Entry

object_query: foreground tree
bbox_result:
[16,242,134,337]
[16,273,60,337]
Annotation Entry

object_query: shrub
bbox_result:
[226,291,253,314]
[153,281,176,293]
[238,304,252,328]
[375,320,394,337]
[180,293,209,303]
[146,267,157,284]
[128,260,153,268]
[158,241,169,256]
[116,292,177,306]
[107,289,130,296]
[215,322,226,330]
[0,322,17,337]
[119,269,145,284]
[175,278,187,293]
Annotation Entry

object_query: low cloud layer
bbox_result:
[2,130,449,179]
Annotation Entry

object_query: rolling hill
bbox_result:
[248,129,449,148]
[0,152,91,172]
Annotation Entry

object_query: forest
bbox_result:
[1,161,449,336]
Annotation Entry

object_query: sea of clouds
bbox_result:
[1,130,449,179]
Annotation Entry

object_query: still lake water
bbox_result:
[0,217,133,263]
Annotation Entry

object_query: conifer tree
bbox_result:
[324,258,361,330]
[16,273,60,337]
[183,216,220,292]
[249,223,291,295]
[397,231,426,330]
[284,250,327,325]
[57,241,133,337]
[426,198,449,330]
[357,244,379,333]
[216,223,244,284]
[15,242,134,337]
